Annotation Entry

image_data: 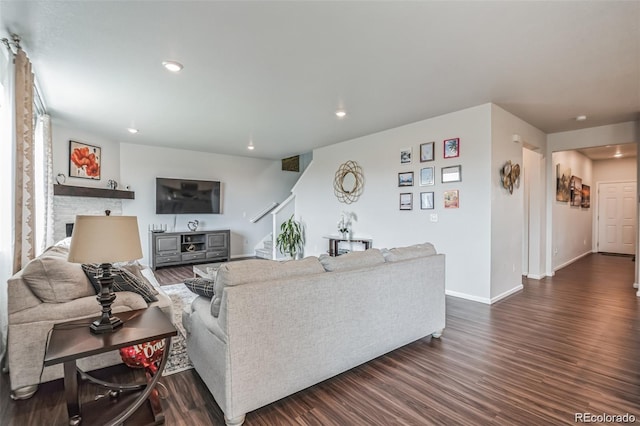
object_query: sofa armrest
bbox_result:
[186,296,226,343]
[9,292,148,325]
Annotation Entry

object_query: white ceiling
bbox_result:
[1,1,638,160]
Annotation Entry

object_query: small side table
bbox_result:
[44,307,177,426]
[324,235,373,256]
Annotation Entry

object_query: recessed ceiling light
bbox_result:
[575,115,587,121]
[335,110,347,118]
[127,128,139,134]
[247,141,255,150]
[614,152,623,158]
[162,61,183,72]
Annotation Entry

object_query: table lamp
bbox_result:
[68,214,143,334]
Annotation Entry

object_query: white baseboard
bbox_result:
[634,282,639,289]
[445,290,491,304]
[447,284,524,305]
[490,284,524,304]
[553,250,592,272]
[527,273,546,280]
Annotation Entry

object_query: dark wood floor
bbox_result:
[2,253,639,425]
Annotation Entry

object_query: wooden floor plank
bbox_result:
[2,253,639,425]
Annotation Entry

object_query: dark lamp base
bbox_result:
[90,315,123,334]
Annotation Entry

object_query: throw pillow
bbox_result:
[115,260,159,296]
[381,243,437,262]
[82,264,158,303]
[184,277,215,298]
[318,249,385,272]
[21,246,95,303]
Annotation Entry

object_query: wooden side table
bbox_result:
[44,307,177,426]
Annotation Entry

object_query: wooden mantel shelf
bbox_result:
[53,184,135,200]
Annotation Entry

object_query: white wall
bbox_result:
[551,150,593,269]
[120,143,299,265]
[593,156,636,183]
[53,124,122,188]
[294,104,494,302]
[490,105,547,300]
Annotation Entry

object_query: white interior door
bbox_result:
[597,181,637,254]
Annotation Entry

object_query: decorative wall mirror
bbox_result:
[334,160,364,204]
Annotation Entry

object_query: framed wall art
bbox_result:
[420,142,435,162]
[420,167,435,186]
[581,185,591,208]
[444,190,459,209]
[400,147,412,164]
[399,193,413,210]
[69,140,101,180]
[441,165,461,183]
[556,163,571,202]
[443,138,460,158]
[570,175,582,207]
[398,171,414,187]
[420,192,434,210]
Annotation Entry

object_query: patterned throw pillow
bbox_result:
[184,277,215,298]
[82,264,159,303]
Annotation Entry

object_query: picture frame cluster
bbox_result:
[397,138,461,210]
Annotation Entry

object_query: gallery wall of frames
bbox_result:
[397,138,461,211]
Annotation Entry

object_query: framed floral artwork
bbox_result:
[69,140,101,179]
[443,138,460,158]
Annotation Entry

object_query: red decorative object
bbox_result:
[119,339,166,374]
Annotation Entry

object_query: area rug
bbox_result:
[162,283,198,375]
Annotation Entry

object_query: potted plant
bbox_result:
[276,215,304,259]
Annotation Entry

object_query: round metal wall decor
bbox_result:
[500,160,521,194]
[334,160,364,204]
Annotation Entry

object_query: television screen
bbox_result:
[156,178,221,214]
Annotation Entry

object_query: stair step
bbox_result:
[255,248,272,259]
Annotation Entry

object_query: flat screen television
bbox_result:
[156,177,221,214]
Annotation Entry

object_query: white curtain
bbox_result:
[13,48,36,273]
[0,45,16,369]
[35,114,54,254]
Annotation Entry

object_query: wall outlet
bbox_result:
[553,247,558,255]
[430,213,438,222]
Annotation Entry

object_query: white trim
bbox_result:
[553,250,591,272]
[490,284,524,304]
[633,282,638,289]
[445,290,491,305]
[527,273,546,280]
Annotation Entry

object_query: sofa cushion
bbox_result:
[381,243,437,262]
[184,277,215,298]
[211,257,325,317]
[318,249,385,272]
[21,246,95,303]
[82,264,158,303]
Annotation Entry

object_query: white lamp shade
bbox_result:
[68,215,143,264]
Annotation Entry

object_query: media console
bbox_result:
[149,229,230,270]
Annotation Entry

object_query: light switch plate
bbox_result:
[430,213,438,222]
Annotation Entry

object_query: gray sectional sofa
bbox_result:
[183,243,446,425]
[5,239,173,399]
